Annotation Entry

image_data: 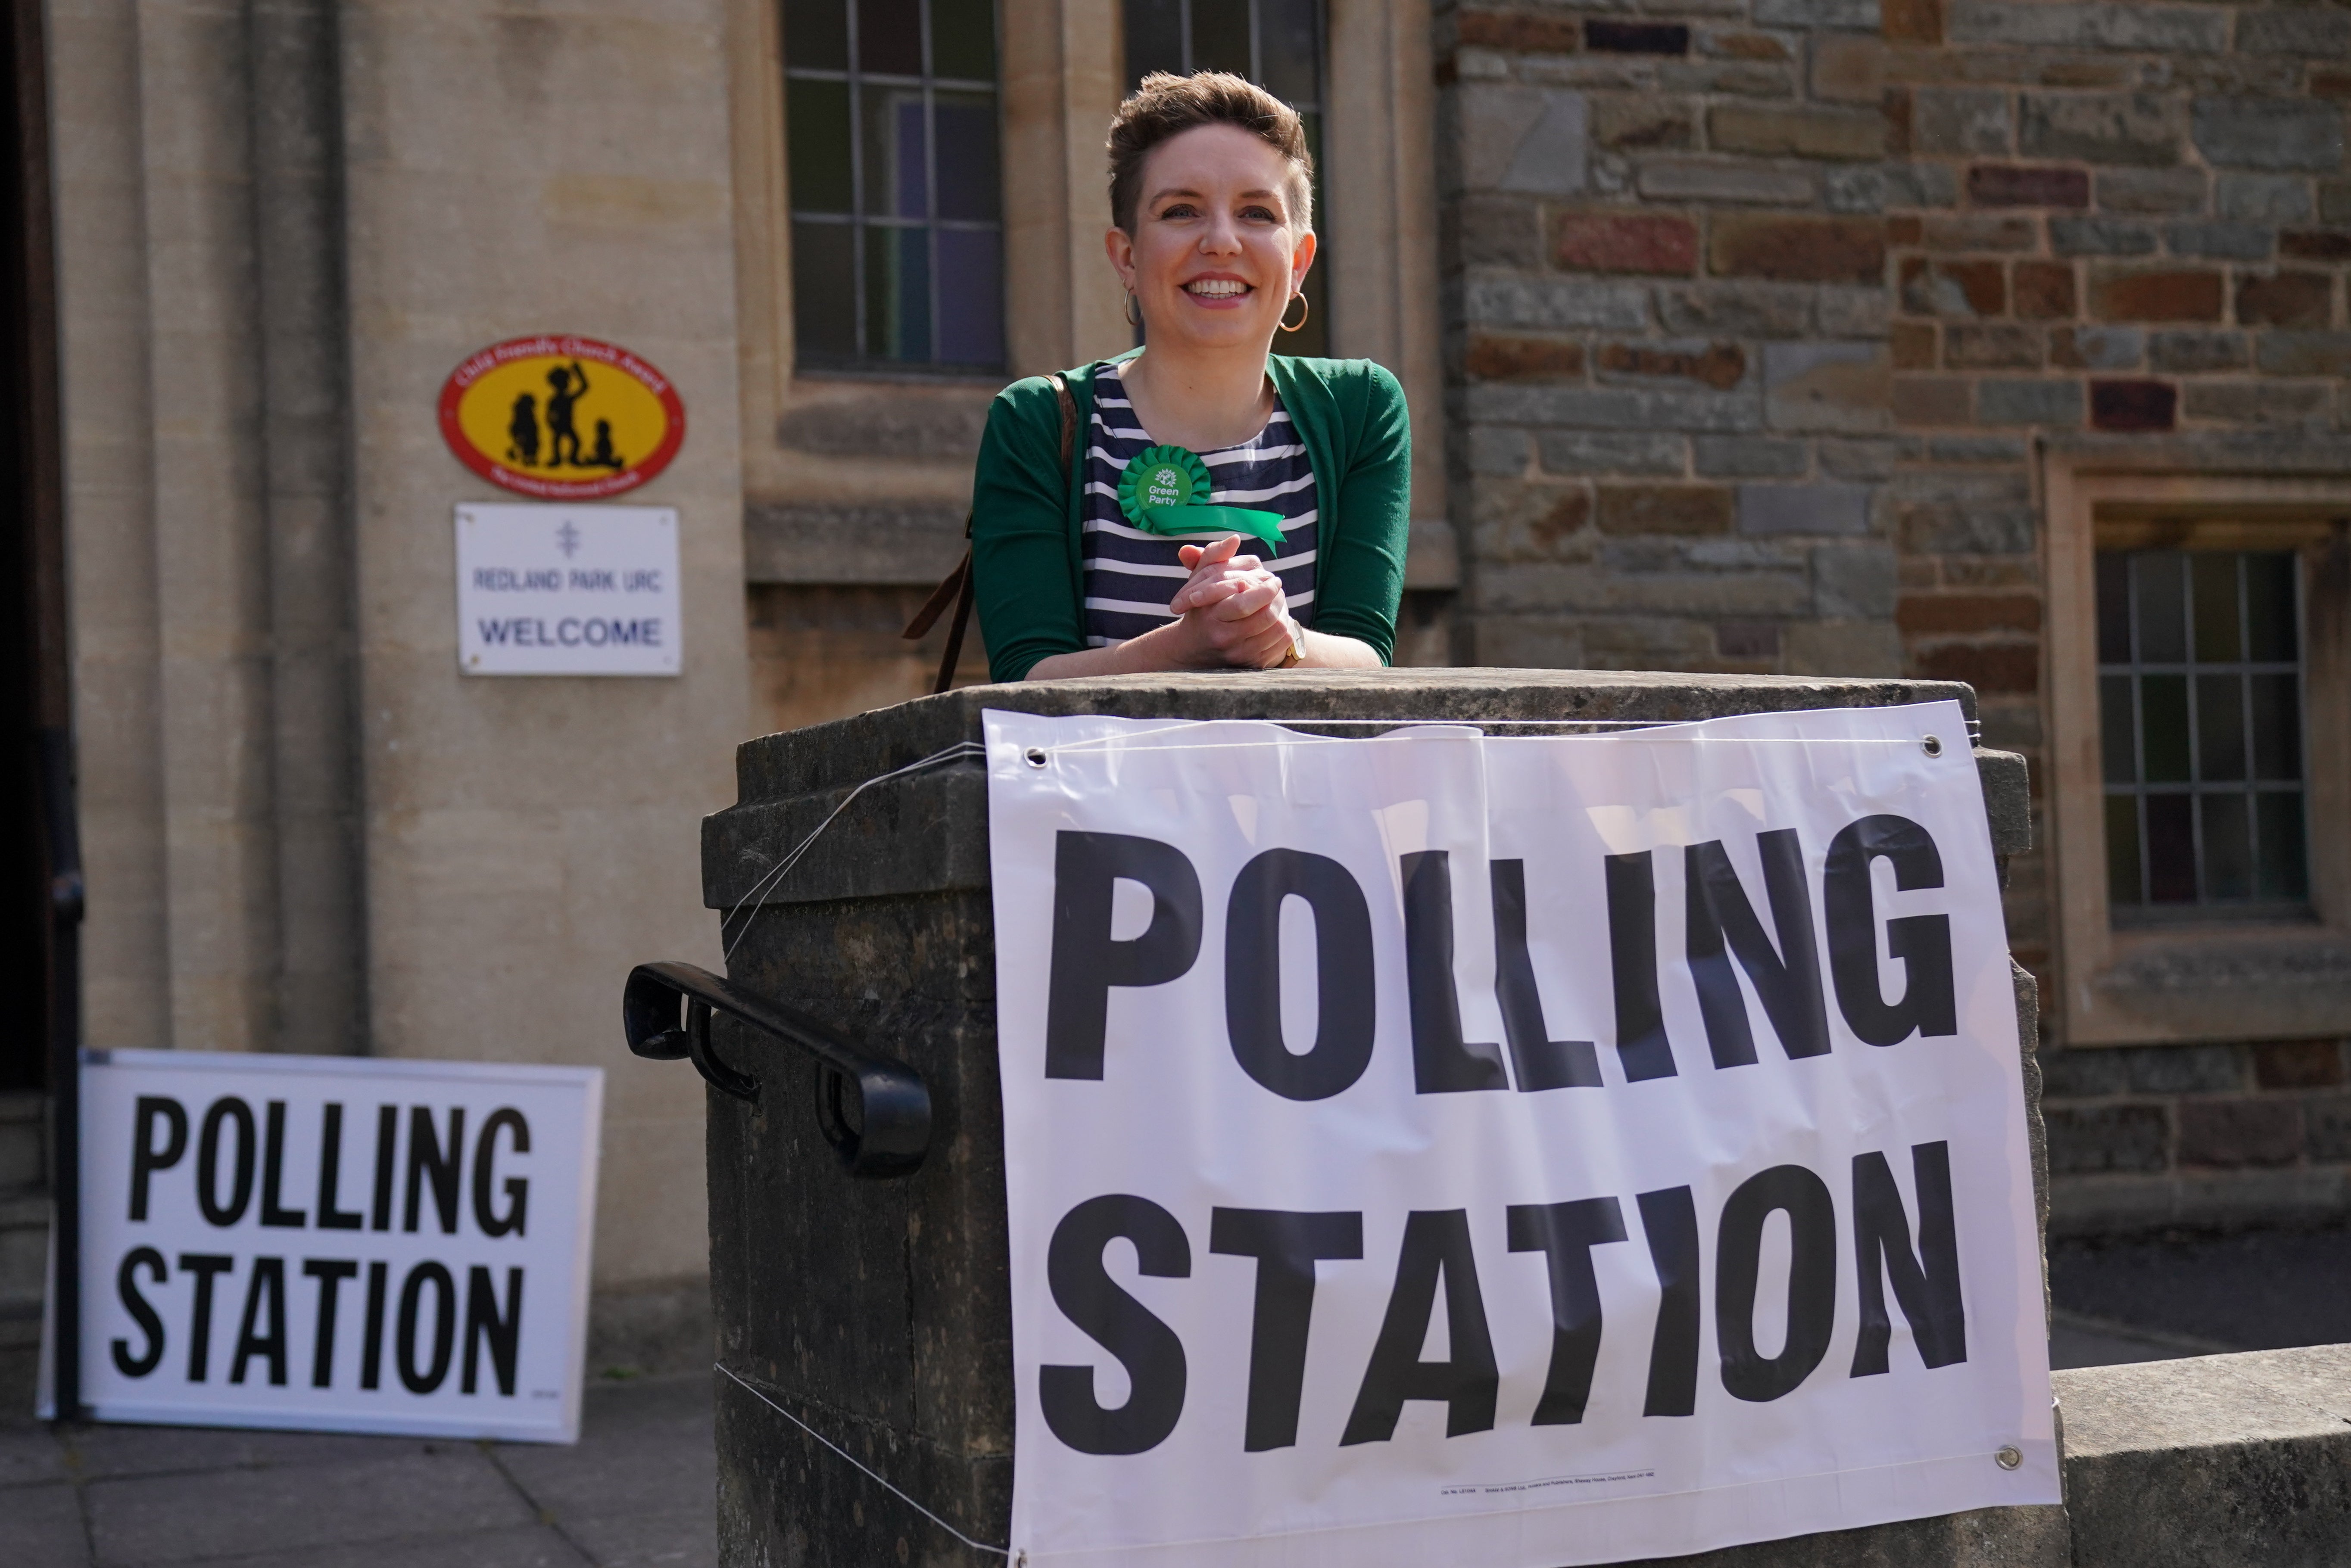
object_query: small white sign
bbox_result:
[52,1049,602,1443]
[456,502,681,676]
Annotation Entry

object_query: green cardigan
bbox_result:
[969,352,1412,683]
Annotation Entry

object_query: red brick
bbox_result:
[1968,164,2091,209]
[1716,34,1788,62]
[1464,335,1587,380]
[1709,215,1885,284]
[1555,212,1699,275]
[1593,484,1734,535]
[1886,214,1923,247]
[1890,321,1936,370]
[1901,257,2006,317]
[1882,0,1942,44]
[1913,643,2039,693]
[1598,340,1745,391]
[2236,271,2333,328]
[2311,69,2351,101]
[2089,268,2224,323]
[1923,215,2037,253]
[1896,594,2042,635]
[2089,379,2178,432]
[1945,324,2043,369]
[1528,491,1591,554]
[2178,1098,2303,1168]
[1456,10,1582,52]
[2253,1040,2345,1091]
[2014,261,2077,320]
[2281,230,2351,261]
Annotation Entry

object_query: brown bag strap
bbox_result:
[906,372,1075,694]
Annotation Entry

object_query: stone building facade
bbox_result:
[0,0,2345,1385]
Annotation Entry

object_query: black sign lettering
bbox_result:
[260,1103,307,1229]
[178,1253,235,1382]
[1208,1208,1363,1451]
[473,1108,531,1238]
[463,1266,525,1395]
[1716,1164,1837,1403]
[1341,1210,1497,1444]
[361,1259,390,1390]
[1685,831,1831,1068]
[1045,832,1204,1080]
[1635,1186,1700,1417]
[129,1098,187,1222]
[1225,848,1377,1101]
[1506,1197,1628,1425]
[397,1261,458,1394]
[196,1099,256,1228]
[1825,815,1959,1047]
[1040,1194,1191,1455]
[1851,1142,1967,1375]
[304,1258,360,1388]
[370,1104,399,1232]
[1604,852,1678,1082]
[231,1257,289,1386]
[1401,852,1510,1094]
[112,1247,168,1378]
[316,1104,364,1230]
[404,1107,466,1235]
[1489,859,1602,1091]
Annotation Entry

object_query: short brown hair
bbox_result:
[1107,72,1315,236]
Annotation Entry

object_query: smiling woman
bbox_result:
[965,72,1410,683]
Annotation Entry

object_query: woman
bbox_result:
[969,72,1410,682]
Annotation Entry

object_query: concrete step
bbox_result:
[0,1090,43,1193]
[0,1094,48,1320]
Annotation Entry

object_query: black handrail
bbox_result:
[622,961,930,1178]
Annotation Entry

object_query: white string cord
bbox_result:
[716,1362,1013,1559]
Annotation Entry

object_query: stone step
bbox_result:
[0,1090,43,1194]
[0,1094,49,1318]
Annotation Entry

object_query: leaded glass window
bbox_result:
[1123,0,1328,357]
[783,0,1005,373]
[2097,549,2309,921]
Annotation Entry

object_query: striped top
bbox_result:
[1079,360,1321,648]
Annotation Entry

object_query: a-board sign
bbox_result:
[983,702,2058,1567]
[438,334,684,500]
[46,1050,602,1442]
[455,503,682,677]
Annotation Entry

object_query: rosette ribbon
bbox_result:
[1117,444,1288,554]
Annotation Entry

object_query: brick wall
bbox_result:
[1434,0,2351,1232]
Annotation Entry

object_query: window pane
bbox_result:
[784,0,849,69]
[2195,673,2245,781]
[934,91,1000,221]
[2095,552,2131,664]
[787,78,854,213]
[2250,673,2301,780]
[2257,793,2308,900]
[936,226,1004,366]
[2145,793,2195,903]
[930,0,995,80]
[2192,552,2242,663]
[859,0,924,75]
[1124,0,1185,80]
[2105,793,2142,906]
[863,87,926,218]
[2245,552,2297,662]
[2100,674,2137,785]
[2140,673,2189,782]
[791,221,858,357]
[2200,793,2251,900]
[1259,0,1322,105]
[2133,551,2186,663]
[1190,0,1254,77]
[866,223,932,360]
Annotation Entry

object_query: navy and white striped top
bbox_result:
[1080,360,1320,648]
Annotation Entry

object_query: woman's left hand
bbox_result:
[1172,535,1298,667]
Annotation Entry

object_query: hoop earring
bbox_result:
[1124,290,1144,330]
[1278,291,1310,333]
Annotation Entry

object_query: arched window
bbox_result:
[783,0,1007,372]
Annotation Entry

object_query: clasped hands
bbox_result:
[1165,533,1300,669]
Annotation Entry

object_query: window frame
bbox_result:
[2044,451,2351,1047]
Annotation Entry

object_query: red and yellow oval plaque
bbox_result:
[438,335,685,500]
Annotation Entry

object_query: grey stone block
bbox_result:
[1763,341,1891,434]
[1659,282,1815,339]
[2064,327,2146,370]
[1539,430,1688,475]
[774,396,988,461]
[1738,482,1873,535]
[2164,221,2271,261]
[745,501,968,587]
[2192,98,2345,173]
[2125,1044,2245,1096]
[1817,438,1906,480]
[2095,167,2208,215]
[1812,542,1898,616]
[2040,1045,2133,1099]
[1900,502,2035,556]
[2045,1104,2172,1175]
[1468,382,1763,432]
[2051,218,2159,257]
[1914,89,2013,156]
[2148,330,2246,373]
[1977,749,2032,856]
[1470,425,1532,476]
[1637,158,1815,206]
[1815,287,1890,338]
[1927,435,2029,464]
[1751,0,1879,28]
[2215,174,2315,226]
[1695,436,1808,477]
[1460,85,1590,195]
[1462,272,1650,331]
[1978,378,2085,428]
[1949,3,2228,53]
[2234,8,2351,57]
[2020,93,2183,168]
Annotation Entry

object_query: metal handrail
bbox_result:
[622,961,930,1178]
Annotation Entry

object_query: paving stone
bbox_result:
[0,1419,67,1487]
[192,1525,591,1568]
[0,1479,87,1565]
[60,1422,424,1481]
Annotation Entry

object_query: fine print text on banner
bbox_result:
[984,702,2056,1568]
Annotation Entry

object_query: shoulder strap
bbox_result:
[905,373,1075,693]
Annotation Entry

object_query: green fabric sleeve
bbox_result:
[971,377,1084,684]
[1304,361,1412,665]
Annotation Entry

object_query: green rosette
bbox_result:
[1116,443,1288,553]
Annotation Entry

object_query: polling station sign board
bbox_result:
[985,703,2057,1567]
[50,1051,602,1442]
[455,503,681,676]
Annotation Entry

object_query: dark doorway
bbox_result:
[0,0,71,1095]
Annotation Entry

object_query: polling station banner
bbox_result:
[48,1051,601,1442]
[985,702,2057,1567]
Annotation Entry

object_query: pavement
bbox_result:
[1,1224,2342,1567]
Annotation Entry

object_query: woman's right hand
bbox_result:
[1166,535,1297,668]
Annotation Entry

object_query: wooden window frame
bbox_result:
[2044,451,2351,1047]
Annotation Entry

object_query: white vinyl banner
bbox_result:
[57,1051,601,1442]
[985,702,2057,1567]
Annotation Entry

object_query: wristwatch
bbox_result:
[1278,631,1303,669]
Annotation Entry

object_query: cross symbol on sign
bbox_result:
[555,521,582,558]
